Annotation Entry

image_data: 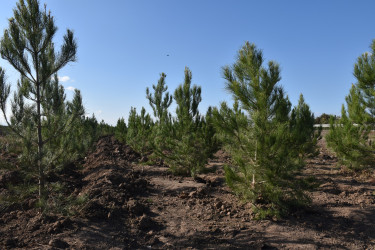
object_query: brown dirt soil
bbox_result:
[0,133,375,249]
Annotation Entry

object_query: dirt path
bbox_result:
[133,134,375,249]
[1,135,374,249]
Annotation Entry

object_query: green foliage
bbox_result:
[126,107,154,154]
[32,181,89,216]
[146,73,174,161]
[42,192,88,216]
[98,119,115,135]
[354,39,375,121]
[201,106,220,156]
[327,86,374,170]
[81,115,101,148]
[151,67,216,176]
[146,72,173,122]
[314,113,338,124]
[115,117,127,142]
[166,67,206,176]
[327,40,375,170]
[212,100,248,148]
[0,0,82,199]
[214,42,312,217]
[0,182,39,211]
[290,94,320,158]
[37,76,94,171]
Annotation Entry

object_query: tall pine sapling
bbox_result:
[354,40,375,123]
[327,39,375,170]
[157,67,211,176]
[0,0,82,200]
[145,73,173,162]
[327,84,373,170]
[216,42,311,217]
[146,72,173,122]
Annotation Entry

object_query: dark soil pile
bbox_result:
[0,136,160,249]
[83,135,141,170]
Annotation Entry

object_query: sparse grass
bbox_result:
[252,205,281,220]
[0,133,23,156]
[300,176,320,190]
[0,182,39,209]
[199,164,218,174]
[42,181,88,216]
[0,161,17,171]
[39,183,89,216]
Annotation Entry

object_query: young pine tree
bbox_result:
[354,40,375,123]
[115,117,127,143]
[146,72,173,123]
[201,106,220,157]
[40,75,86,170]
[327,84,373,170]
[145,73,173,160]
[327,40,375,170]
[126,107,154,155]
[0,0,82,200]
[290,94,320,159]
[157,67,212,176]
[215,42,311,217]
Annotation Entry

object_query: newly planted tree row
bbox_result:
[0,0,374,219]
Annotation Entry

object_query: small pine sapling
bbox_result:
[126,107,154,155]
[115,117,127,143]
[290,94,320,160]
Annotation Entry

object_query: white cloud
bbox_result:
[96,110,102,115]
[58,76,70,82]
[66,86,76,91]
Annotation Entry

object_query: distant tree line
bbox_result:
[314,113,339,124]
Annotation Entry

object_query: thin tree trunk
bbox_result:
[35,60,45,200]
[252,140,257,188]
[37,93,44,199]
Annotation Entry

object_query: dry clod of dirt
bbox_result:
[48,238,70,249]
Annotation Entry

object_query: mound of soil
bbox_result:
[83,135,141,171]
[0,136,159,249]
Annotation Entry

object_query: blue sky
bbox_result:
[1,0,375,125]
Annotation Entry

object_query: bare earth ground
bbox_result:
[0,133,374,249]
